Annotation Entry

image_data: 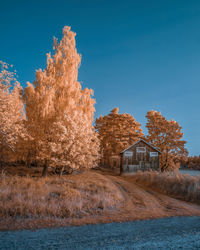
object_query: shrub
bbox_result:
[132,171,200,204]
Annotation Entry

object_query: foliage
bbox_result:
[95,108,143,166]
[187,156,200,170]
[23,26,99,172]
[0,61,25,164]
[146,110,187,171]
[48,112,99,170]
[132,170,200,204]
[180,155,200,170]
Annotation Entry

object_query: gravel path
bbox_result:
[0,216,200,249]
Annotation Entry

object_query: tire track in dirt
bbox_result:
[107,175,200,220]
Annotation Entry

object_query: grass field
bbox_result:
[1,167,200,231]
[0,171,124,219]
[131,170,200,204]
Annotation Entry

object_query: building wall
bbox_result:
[121,140,160,173]
[109,155,121,168]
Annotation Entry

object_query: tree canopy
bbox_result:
[146,110,187,171]
[0,61,25,164]
[95,108,143,166]
[23,26,99,174]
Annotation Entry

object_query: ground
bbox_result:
[0,166,200,231]
[0,216,200,249]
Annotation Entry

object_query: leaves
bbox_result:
[145,110,188,171]
[23,26,100,170]
[95,108,143,166]
[0,61,25,159]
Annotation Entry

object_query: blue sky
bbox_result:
[1,0,200,155]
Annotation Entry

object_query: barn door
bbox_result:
[140,161,145,171]
[124,157,129,172]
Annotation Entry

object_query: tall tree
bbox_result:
[23,26,99,175]
[0,61,25,165]
[95,108,143,167]
[146,110,187,171]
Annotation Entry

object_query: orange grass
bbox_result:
[0,171,124,219]
[131,171,200,204]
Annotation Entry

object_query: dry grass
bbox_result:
[131,171,200,204]
[0,171,124,219]
[1,170,200,231]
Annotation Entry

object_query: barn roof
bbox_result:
[120,139,161,154]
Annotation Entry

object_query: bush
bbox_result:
[132,171,200,204]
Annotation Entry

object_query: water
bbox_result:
[179,169,200,176]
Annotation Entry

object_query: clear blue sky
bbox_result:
[1,0,200,155]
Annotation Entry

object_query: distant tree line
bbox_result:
[180,156,200,170]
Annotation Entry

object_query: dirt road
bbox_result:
[102,175,200,221]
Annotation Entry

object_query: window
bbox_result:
[124,151,133,165]
[124,151,133,157]
[124,156,132,165]
[136,147,146,153]
[150,152,158,157]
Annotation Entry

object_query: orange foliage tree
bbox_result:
[95,108,143,167]
[146,110,188,171]
[180,156,200,170]
[23,27,99,175]
[0,61,25,166]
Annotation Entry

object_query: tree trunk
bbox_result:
[0,149,4,170]
[120,154,123,175]
[0,160,3,170]
[42,160,48,177]
[26,151,31,168]
[59,166,64,177]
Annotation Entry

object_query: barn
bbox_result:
[120,139,161,174]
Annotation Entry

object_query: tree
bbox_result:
[95,108,143,167]
[48,111,99,175]
[185,156,200,170]
[23,26,99,175]
[0,61,25,165]
[145,110,188,171]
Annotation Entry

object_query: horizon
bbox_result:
[1,0,200,155]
